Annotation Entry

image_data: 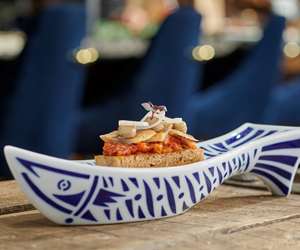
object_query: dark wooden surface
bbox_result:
[1,181,300,250]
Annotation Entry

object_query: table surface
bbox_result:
[1,181,300,250]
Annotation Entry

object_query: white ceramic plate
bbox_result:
[4,123,300,225]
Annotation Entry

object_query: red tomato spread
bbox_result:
[103,135,197,156]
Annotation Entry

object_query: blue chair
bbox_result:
[128,6,202,118]
[0,4,87,177]
[77,6,202,153]
[262,77,300,125]
[187,14,286,139]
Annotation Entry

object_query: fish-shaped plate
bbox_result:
[4,123,300,225]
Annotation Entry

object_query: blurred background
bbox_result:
[0,0,300,178]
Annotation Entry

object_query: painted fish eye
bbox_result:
[57,179,71,191]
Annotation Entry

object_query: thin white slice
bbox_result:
[169,129,199,142]
[99,131,119,142]
[163,117,183,124]
[119,120,149,129]
[139,114,163,130]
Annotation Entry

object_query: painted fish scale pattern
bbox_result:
[17,149,256,224]
[199,126,300,196]
[199,126,282,159]
[10,125,300,224]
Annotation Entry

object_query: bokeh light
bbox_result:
[192,45,215,61]
[75,48,100,64]
[284,42,300,58]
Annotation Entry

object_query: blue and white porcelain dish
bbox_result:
[4,123,300,225]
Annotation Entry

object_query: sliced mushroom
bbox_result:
[118,125,136,138]
[146,131,168,142]
[123,129,156,144]
[99,131,119,142]
[174,121,188,133]
[169,129,199,142]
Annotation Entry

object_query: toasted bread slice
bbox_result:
[95,148,204,168]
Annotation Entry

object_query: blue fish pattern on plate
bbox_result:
[4,123,300,225]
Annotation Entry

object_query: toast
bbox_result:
[95,102,205,168]
[95,148,204,168]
